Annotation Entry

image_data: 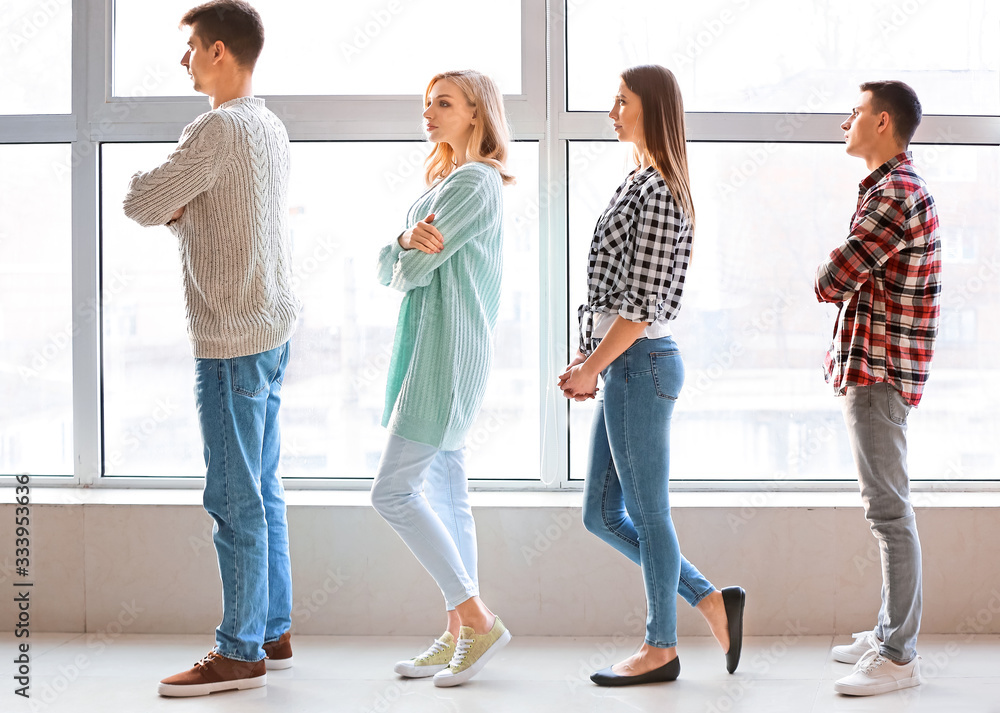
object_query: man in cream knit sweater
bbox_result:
[122,1,299,697]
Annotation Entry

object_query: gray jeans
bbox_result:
[841,382,922,663]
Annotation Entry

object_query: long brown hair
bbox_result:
[423,70,515,187]
[621,65,695,226]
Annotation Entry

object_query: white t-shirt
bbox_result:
[592,310,672,342]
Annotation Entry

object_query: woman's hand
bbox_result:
[558,351,598,401]
[398,213,443,254]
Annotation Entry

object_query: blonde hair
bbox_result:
[423,70,515,187]
[621,65,695,227]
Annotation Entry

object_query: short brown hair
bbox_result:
[860,80,922,147]
[180,0,264,70]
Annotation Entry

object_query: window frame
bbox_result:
[1,0,998,492]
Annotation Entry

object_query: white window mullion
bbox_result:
[70,0,103,485]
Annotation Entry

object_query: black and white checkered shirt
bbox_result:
[578,165,693,355]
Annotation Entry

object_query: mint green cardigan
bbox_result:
[377,162,504,451]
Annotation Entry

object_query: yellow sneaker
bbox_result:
[393,632,455,678]
[433,617,511,687]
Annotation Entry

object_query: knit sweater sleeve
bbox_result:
[377,164,500,292]
[122,112,230,227]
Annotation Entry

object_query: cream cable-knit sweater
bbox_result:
[123,96,299,359]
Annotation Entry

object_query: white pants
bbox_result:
[370,434,479,609]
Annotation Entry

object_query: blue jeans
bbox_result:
[195,341,292,662]
[841,382,922,663]
[582,337,715,648]
[371,434,479,609]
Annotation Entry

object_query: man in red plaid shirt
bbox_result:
[815,80,941,698]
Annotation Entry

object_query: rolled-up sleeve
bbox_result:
[617,186,692,323]
[815,192,909,303]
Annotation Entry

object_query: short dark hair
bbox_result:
[859,80,922,147]
[180,0,264,70]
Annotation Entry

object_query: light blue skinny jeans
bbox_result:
[370,434,479,609]
[196,341,292,662]
[582,336,715,648]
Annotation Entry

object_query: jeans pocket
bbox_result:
[886,385,911,425]
[649,350,683,400]
[230,350,280,397]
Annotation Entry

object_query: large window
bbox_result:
[101,142,539,479]
[0,145,73,475]
[567,142,1000,481]
[114,0,522,97]
[1,0,997,488]
[0,0,72,114]
[567,0,1000,114]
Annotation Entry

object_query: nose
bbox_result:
[422,106,432,120]
[841,116,851,131]
[181,50,190,67]
[609,102,618,121]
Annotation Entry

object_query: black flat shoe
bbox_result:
[721,586,746,674]
[590,656,680,687]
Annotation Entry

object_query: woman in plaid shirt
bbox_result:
[559,65,745,686]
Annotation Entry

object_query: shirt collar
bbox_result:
[860,151,912,191]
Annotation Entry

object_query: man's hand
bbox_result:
[166,206,186,225]
[398,213,443,254]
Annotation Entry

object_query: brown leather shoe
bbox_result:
[158,650,266,697]
[263,631,293,670]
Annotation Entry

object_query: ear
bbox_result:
[877,111,891,136]
[211,40,226,64]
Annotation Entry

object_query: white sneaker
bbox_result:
[834,649,922,696]
[393,632,455,678]
[832,630,881,664]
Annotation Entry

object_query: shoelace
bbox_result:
[414,638,449,663]
[850,630,880,646]
[855,647,886,675]
[449,637,473,668]
[193,651,221,669]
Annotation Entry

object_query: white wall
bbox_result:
[2,493,999,641]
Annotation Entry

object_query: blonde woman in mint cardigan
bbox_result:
[371,70,515,688]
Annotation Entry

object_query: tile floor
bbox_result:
[3,633,998,712]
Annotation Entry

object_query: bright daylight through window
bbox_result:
[0,0,997,486]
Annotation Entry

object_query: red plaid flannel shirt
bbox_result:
[815,152,941,406]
